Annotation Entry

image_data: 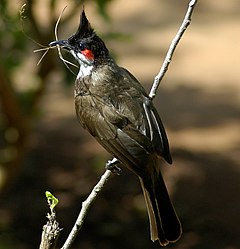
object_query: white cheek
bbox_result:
[76,52,88,62]
[70,50,78,60]
[70,51,91,64]
[70,51,93,79]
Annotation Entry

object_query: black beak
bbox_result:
[49,40,71,49]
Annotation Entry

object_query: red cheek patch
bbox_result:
[81,49,94,60]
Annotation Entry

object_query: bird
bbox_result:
[49,10,182,246]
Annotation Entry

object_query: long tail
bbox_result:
[139,161,182,246]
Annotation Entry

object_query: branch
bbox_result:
[39,192,61,249]
[61,169,113,249]
[149,0,198,99]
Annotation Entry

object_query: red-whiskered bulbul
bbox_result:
[50,10,182,246]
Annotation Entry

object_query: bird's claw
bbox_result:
[105,158,122,175]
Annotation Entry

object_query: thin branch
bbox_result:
[149,0,198,99]
[61,169,113,249]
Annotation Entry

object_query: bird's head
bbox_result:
[50,10,109,67]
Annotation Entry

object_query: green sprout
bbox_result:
[45,191,59,211]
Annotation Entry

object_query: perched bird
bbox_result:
[50,10,182,246]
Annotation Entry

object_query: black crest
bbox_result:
[67,9,109,60]
[74,10,94,39]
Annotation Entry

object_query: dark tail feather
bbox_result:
[139,165,182,245]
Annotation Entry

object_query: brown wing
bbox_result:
[75,66,172,174]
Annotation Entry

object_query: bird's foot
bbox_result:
[105,158,122,175]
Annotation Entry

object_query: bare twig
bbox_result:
[61,169,113,249]
[54,6,78,71]
[149,0,198,99]
[39,192,61,249]
[39,212,60,249]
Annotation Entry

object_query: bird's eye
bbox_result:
[79,43,85,51]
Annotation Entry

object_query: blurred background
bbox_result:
[0,0,240,248]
